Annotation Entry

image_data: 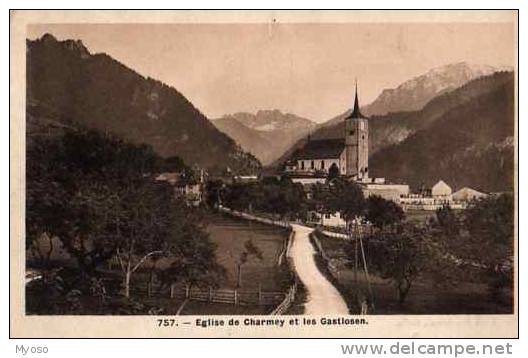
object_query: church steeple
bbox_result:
[345,80,367,120]
[344,79,369,179]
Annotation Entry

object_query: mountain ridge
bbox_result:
[212,110,315,165]
[370,76,514,192]
[27,33,261,174]
[272,71,514,169]
[362,61,511,116]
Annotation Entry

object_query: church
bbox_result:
[290,84,370,180]
[286,84,410,202]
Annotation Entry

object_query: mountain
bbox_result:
[370,73,514,192]
[273,71,514,169]
[314,62,509,132]
[362,62,509,116]
[213,110,315,165]
[26,34,261,174]
[225,110,315,132]
[212,116,273,163]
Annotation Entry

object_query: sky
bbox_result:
[28,21,516,123]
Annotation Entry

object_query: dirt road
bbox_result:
[289,224,349,315]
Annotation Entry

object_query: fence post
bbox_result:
[258,284,262,305]
[209,286,213,302]
[186,284,190,299]
[170,283,175,299]
[147,281,152,298]
[234,289,238,305]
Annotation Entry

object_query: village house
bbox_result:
[307,211,347,228]
[155,170,205,207]
[399,180,487,211]
[431,180,453,197]
[452,187,488,201]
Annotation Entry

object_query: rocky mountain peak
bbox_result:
[362,62,508,116]
[36,33,91,59]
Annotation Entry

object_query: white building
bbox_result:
[307,211,347,228]
[452,187,488,201]
[361,182,410,203]
[289,174,327,186]
[398,180,482,211]
[155,171,204,206]
[431,180,453,197]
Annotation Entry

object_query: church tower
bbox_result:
[344,83,369,179]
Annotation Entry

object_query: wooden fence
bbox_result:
[277,230,294,266]
[310,232,339,277]
[130,282,286,307]
[217,205,290,228]
[269,282,297,315]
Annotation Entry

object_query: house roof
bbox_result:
[294,138,345,160]
[431,180,452,194]
[452,187,488,199]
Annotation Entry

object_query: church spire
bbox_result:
[346,80,367,119]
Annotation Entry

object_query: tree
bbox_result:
[364,195,404,230]
[236,239,263,288]
[26,128,226,313]
[435,205,459,235]
[113,181,176,298]
[204,179,225,207]
[323,179,365,225]
[465,194,513,299]
[464,194,513,256]
[157,227,226,290]
[59,130,160,279]
[272,180,307,220]
[26,135,69,268]
[368,223,426,303]
[218,179,308,220]
[161,156,187,172]
[328,163,340,180]
[26,132,120,275]
[436,194,514,299]
[221,182,254,211]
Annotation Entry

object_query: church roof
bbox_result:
[345,83,368,120]
[294,138,345,160]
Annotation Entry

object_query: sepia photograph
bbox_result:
[9,9,518,338]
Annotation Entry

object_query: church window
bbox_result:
[321,161,325,169]
[362,135,365,139]
[301,161,304,170]
[311,160,314,169]
[349,130,355,136]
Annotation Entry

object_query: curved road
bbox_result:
[289,224,349,315]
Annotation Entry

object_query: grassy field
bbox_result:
[204,213,292,291]
[174,213,294,315]
[315,231,513,315]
